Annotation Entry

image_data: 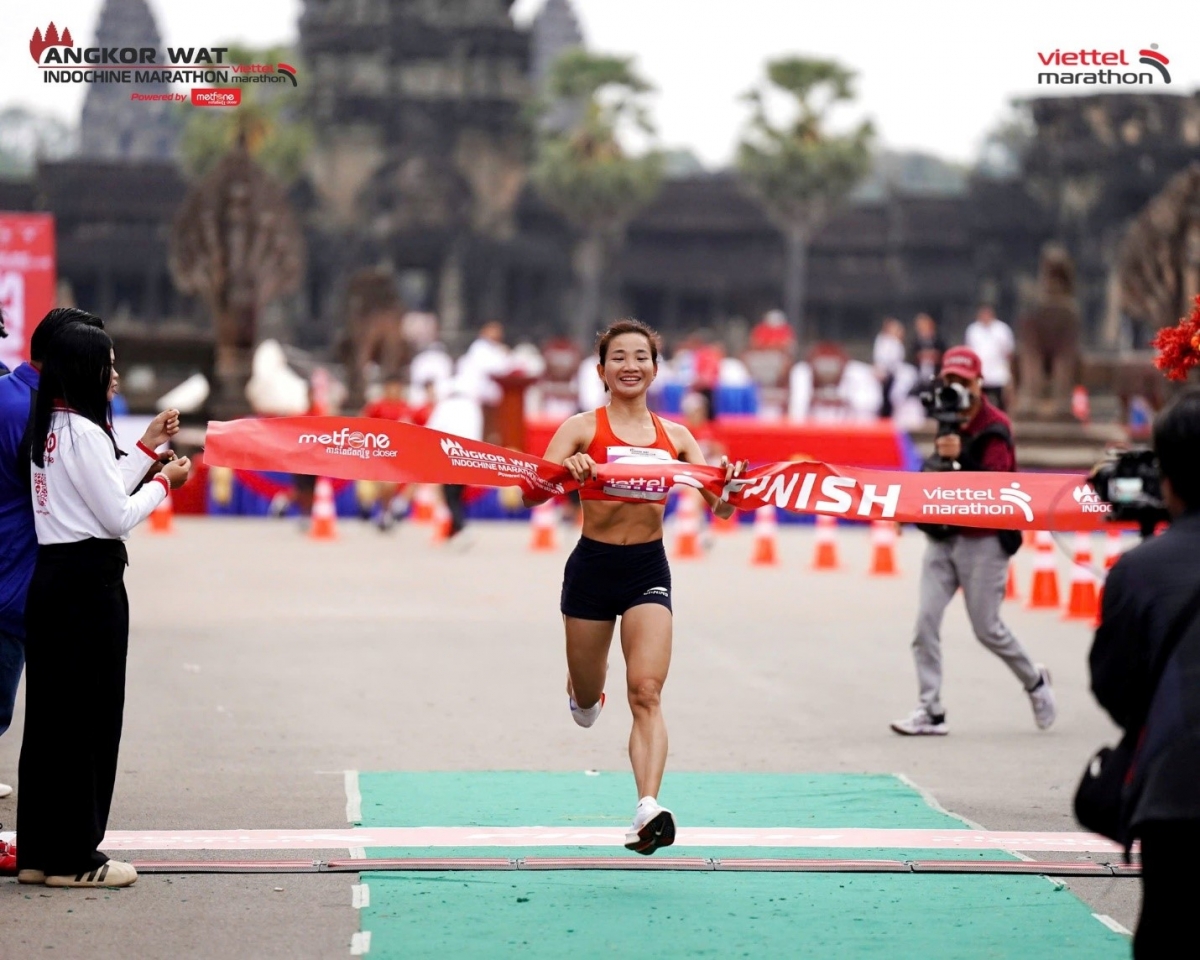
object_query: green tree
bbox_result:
[177,44,312,185]
[737,58,874,341]
[530,49,663,341]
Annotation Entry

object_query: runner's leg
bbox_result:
[564,616,614,709]
[620,604,672,800]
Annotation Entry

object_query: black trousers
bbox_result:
[443,484,466,537]
[1136,821,1200,958]
[17,539,130,876]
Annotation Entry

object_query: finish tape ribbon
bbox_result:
[204,417,1113,532]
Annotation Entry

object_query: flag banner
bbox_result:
[204,417,1113,531]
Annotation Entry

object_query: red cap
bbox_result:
[940,346,982,380]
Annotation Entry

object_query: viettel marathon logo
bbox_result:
[920,481,1033,522]
[1037,42,1170,86]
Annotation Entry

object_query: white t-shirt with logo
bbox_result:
[32,411,166,544]
[965,319,1015,388]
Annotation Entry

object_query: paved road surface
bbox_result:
[0,518,1135,958]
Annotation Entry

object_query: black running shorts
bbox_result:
[560,536,673,621]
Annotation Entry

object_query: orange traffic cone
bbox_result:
[431,497,452,544]
[309,478,337,540]
[868,521,899,576]
[1027,531,1060,609]
[1063,533,1100,621]
[673,491,704,560]
[412,484,436,523]
[711,509,738,535]
[529,499,559,552]
[1102,528,1124,570]
[1004,563,1020,601]
[812,515,840,571]
[750,505,780,566]
[149,489,174,534]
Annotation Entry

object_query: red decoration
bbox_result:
[1151,294,1200,382]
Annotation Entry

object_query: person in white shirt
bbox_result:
[872,317,907,418]
[964,304,1015,411]
[17,323,191,889]
[426,376,484,543]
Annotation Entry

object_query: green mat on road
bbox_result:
[354,772,1128,959]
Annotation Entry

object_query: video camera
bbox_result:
[919,379,972,437]
[1089,448,1169,537]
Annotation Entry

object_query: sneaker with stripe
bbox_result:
[45,859,137,888]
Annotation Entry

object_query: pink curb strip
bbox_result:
[92,827,1125,853]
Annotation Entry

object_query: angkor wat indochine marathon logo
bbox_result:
[29,22,299,91]
[1037,43,1170,86]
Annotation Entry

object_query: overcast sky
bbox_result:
[3,0,1196,166]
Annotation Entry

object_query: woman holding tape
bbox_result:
[525,318,745,855]
[16,323,191,888]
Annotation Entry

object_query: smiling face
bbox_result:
[598,332,656,399]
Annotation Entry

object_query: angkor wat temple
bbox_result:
[2,0,1199,356]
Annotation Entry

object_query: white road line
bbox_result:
[1092,914,1132,936]
[344,770,362,824]
[348,846,367,860]
[352,884,370,909]
[350,930,372,955]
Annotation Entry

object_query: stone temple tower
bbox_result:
[79,0,178,160]
[300,0,532,342]
[530,0,584,88]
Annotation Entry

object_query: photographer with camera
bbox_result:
[891,347,1056,736]
[1085,389,1200,958]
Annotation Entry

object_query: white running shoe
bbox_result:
[569,692,605,728]
[45,859,137,888]
[624,797,676,855]
[0,782,11,798]
[1029,665,1057,730]
[890,707,948,736]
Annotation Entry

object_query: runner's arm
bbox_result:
[667,423,745,520]
[523,414,595,507]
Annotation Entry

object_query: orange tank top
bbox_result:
[579,406,680,503]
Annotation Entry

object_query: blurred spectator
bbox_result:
[410,337,454,406]
[691,330,724,415]
[873,317,907,418]
[965,303,1015,411]
[788,342,882,422]
[681,390,725,464]
[456,322,510,407]
[749,309,797,358]
[575,353,607,413]
[910,313,946,384]
[427,376,484,547]
[361,376,421,531]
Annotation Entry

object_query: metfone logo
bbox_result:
[191,88,240,107]
[299,427,394,460]
[1072,484,1111,514]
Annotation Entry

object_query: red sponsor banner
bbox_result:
[191,88,241,107]
[0,213,56,368]
[205,417,1113,532]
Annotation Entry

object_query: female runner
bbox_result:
[526,318,744,855]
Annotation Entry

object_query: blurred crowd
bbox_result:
[240,305,1016,438]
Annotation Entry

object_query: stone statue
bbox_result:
[1117,161,1200,338]
[169,132,305,416]
[337,268,410,410]
[1014,244,1081,420]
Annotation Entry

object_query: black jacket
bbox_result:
[1089,510,1200,829]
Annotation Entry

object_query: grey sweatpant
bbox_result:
[912,534,1041,717]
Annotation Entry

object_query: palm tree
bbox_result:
[737,57,873,341]
[177,44,312,185]
[530,50,663,341]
